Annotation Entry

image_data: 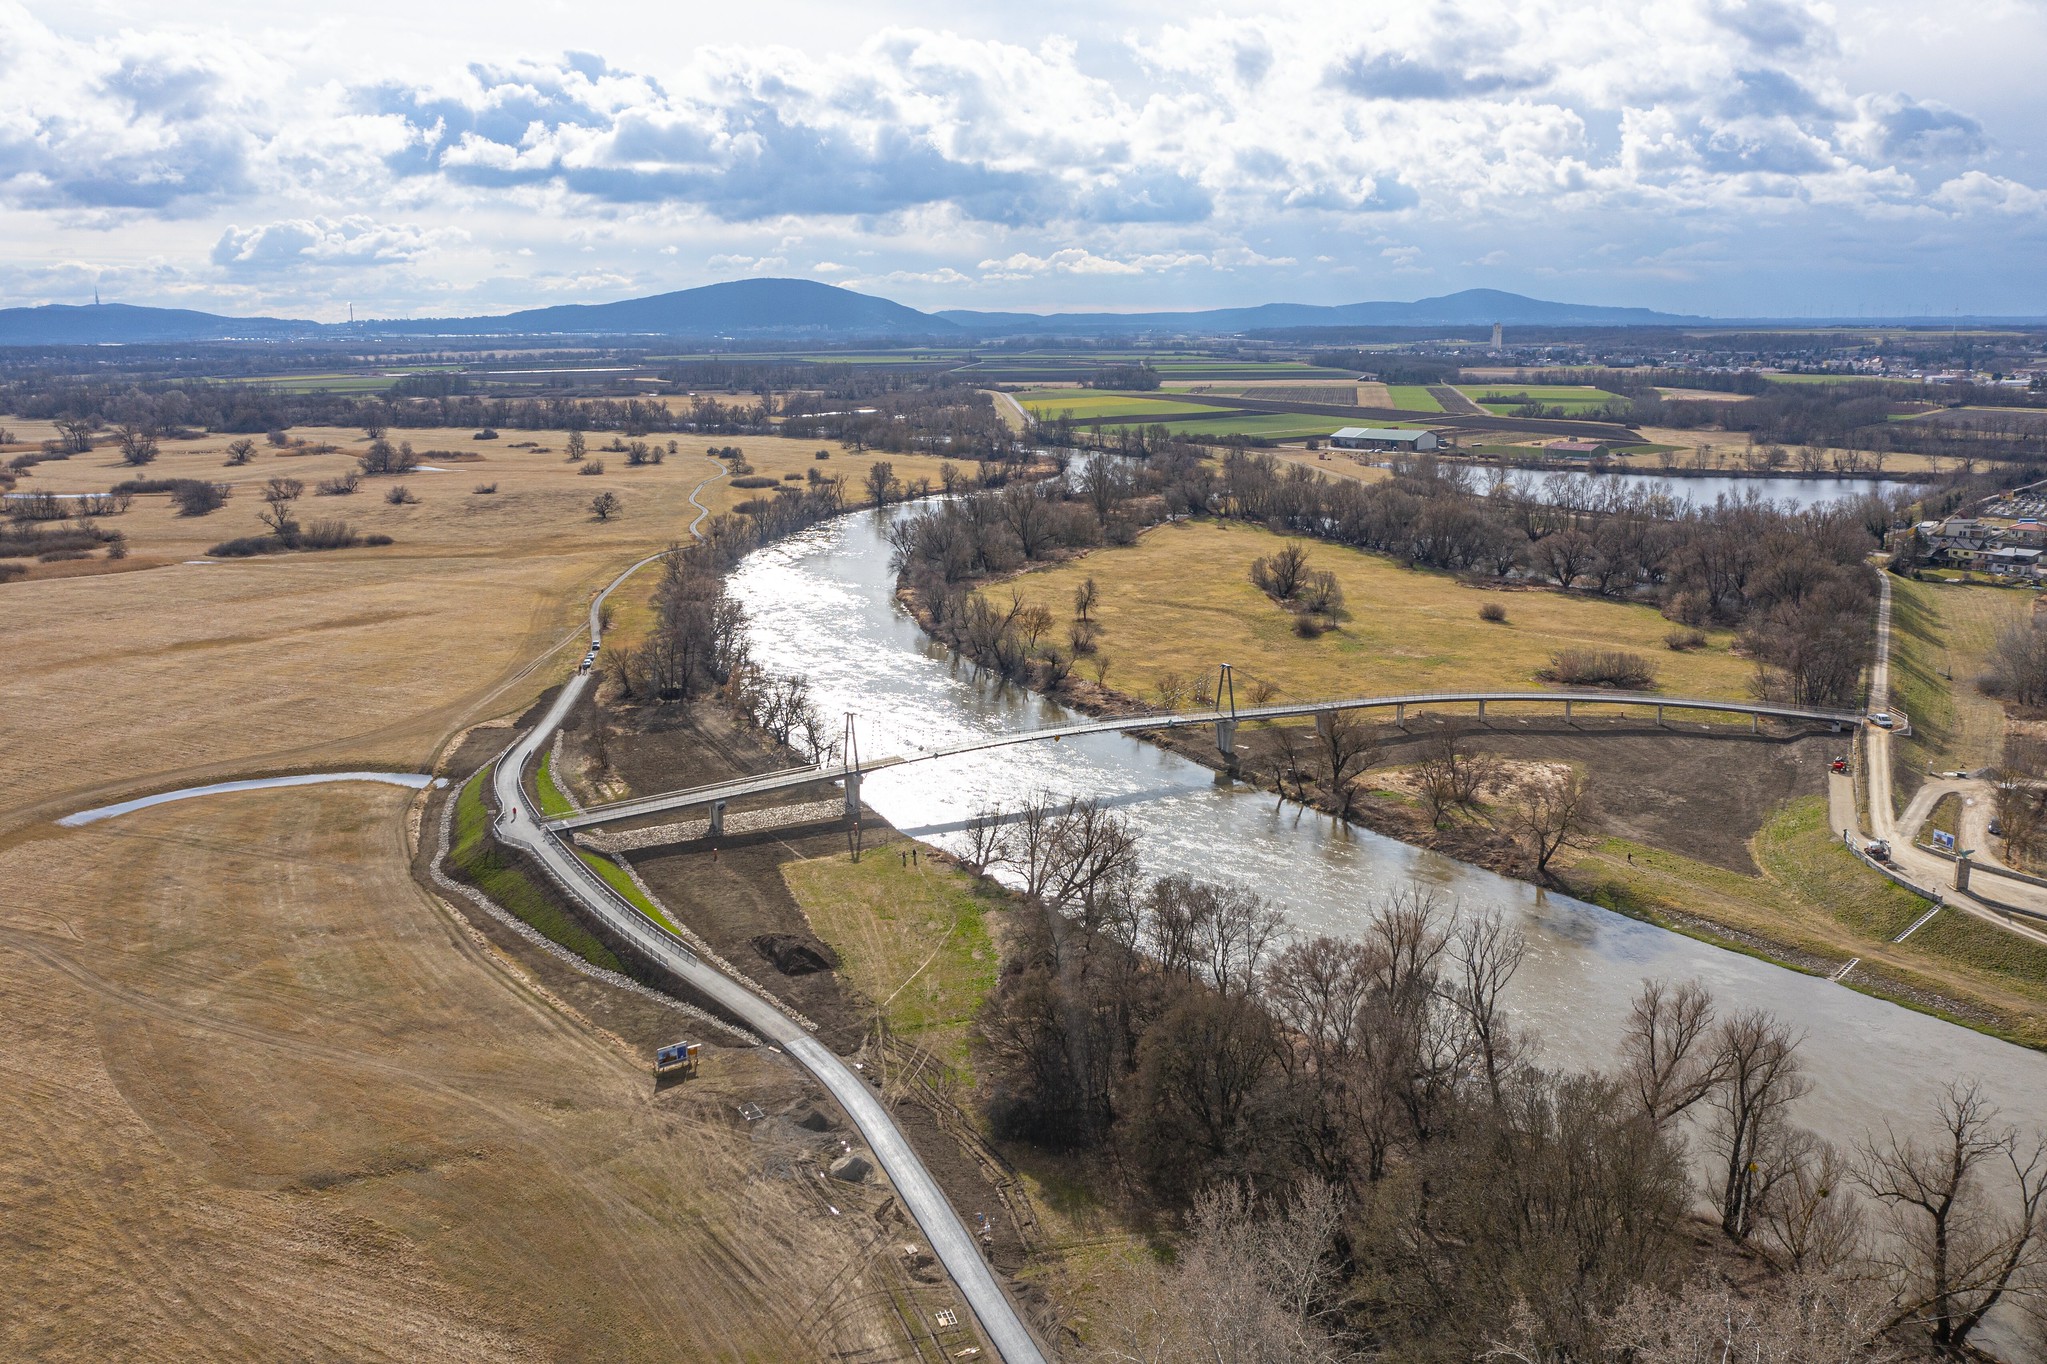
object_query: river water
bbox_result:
[1494,468,1922,511]
[728,507,2047,1150]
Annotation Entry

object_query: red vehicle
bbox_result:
[1830,758,1848,773]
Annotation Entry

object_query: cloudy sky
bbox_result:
[5,0,2044,320]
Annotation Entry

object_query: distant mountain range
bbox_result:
[0,277,2034,345]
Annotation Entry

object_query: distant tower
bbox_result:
[94,287,101,306]
[1490,322,1503,349]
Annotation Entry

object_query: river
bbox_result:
[728,507,2047,1152]
[1493,467,1923,511]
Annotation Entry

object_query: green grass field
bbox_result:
[1386,385,1444,412]
[782,850,1000,1074]
[450,767,624,972]
[1460,384,1629,415]
[1159,413,1349,440]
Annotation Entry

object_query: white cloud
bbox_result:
[0,0,2040,315]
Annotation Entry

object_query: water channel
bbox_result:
[728,507,2046,1151]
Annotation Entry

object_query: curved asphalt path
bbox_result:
[488,464,1048,1364]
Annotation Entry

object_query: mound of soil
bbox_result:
[752,932,840,976]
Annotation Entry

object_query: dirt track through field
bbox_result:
[0,784,920,1361]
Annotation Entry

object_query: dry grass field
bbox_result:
[0,412,983,1360]
[0,784,924,1361]
[1,424,956,832]
[998,518,1752,709]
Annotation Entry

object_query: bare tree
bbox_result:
[1708,1008,1811,1243]
[55,417,95,454]
[1512,766,1593,875]
[1251,540,1313,601]
[116,425,158,466]
[1857,1080,2047,1354]
[1618,978,1725,1130]
[589,490,623,521]
[1760,1129,1865,1274]
[962,806,1011,875]
[258,476,303,542]
[1074,575,1098,621]
[1316,709,1374,818]
[1450,911,1527,1100]
[223,437,258,466]
[565,429,586,462]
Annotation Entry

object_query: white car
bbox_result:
[1870,712,1896,729]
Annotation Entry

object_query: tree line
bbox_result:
[962,797,2047,1362]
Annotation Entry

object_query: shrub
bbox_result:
[1293,613,1331,638]
[168,480,231,516]
[814,449,831,460]
[207,535,281,557]
[1478,601,1508,623]
[384,484,418,505]
[733,498,772,516]
[731,475,778,488]
[315,473,360,496]
[1543,649,1658,689]
[38,547,93,562]
[1664,627,1708,652]
[473,482,498,494]
[298,519,362,549]
[363,533,394,546]
[265,429,290,446]
[473,428,499,440]
[0,561,25,581]
[782,471,803,481]
[578,460,605,476]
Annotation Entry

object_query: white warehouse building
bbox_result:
[1330,426,1439,452]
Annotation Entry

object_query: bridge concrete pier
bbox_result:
[1315,710,1334,741]
[1477,698,1488,725]
[1957,855,1974,893]
[1395,702,1406,727]
[1563,699,1572,723]
[1215,718,1236,757]
[1656,704,1664,727]
[1752,713,1760,734]
[843,771,861,818]
[709,799,727,837]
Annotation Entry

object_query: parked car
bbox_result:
[1865,839,1892,861]
[1830,757,1848,773]
[1870,712,1896,729]
[1991,818,2005,837]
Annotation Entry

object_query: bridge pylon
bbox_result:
[1215,663,1238,759]
[841,712,862,818]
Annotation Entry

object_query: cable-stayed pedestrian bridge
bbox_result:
[545,686,1864,835]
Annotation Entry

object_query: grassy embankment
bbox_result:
[782,851,1002,1078]
[448,766,623,971]
[1886,575,2030,805]
[535,750,575,817]
[1000,518,1752,714]
[1564,795,2047,1047]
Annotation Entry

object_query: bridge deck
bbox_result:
[548,689,1863,832]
